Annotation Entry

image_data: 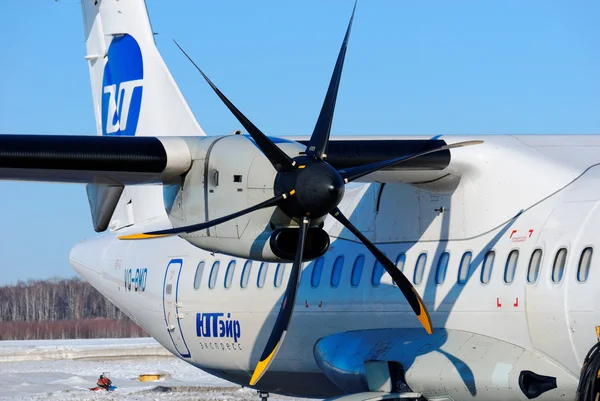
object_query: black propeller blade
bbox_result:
[330,207,432,334]
[305,1,357,159]
[173,40,295,172]
[340,140,483,184]
[250,217,310,385]
[119,193,291,240]
[120,3,486,387]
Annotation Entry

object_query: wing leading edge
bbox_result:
[0,134,454,231]
[0,135,451,184]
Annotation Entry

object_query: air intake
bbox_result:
[519,370,557,399]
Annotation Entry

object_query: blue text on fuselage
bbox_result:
[196,313,241,343]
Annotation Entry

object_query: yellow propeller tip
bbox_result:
[416,297,433,335]
[118,233,168,240]
[419,316,433,335]
[249,341,282,386]
[249,359,270,386]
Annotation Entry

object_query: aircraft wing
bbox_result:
[0,134,450,185]
[0,135,191,185]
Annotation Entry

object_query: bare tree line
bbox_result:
[0,319,147,340]
[0,278,148,340]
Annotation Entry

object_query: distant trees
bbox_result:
[0,278,148,340]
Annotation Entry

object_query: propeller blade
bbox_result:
[330,208,432,334]
[119,192,291,240]
[305,2,357,159]
[339,140,483,183]
[250,217,310,386]
[173,40,295,172]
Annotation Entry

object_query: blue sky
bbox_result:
[0,1,599,284]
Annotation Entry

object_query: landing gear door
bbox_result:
[163,258,191,358]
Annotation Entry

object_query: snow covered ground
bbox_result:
[0,338,171,362]
[0,339,311,400]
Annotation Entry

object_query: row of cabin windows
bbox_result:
[193,260,288,290]
[520,247,593,285]
[192,246,594,290]
[433,247,592,286]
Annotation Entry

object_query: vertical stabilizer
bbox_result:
[81,0,202,230]
[81,0,205,137]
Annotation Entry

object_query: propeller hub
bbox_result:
[275,156,345,218]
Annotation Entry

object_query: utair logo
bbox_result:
[196,313,241,343]
[101,34,144,136]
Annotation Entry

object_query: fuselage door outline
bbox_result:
[163,258,191,358]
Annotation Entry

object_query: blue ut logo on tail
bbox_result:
[102,34,144,136]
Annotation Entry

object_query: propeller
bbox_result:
[340,140,482,183]
[330,207,432,333]
[120,2,483,385]
[250,217,310,386]
[119,193,291,240]
[173,40,294,173]
[306,2,357,159]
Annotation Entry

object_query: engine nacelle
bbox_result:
[164,134,325,262]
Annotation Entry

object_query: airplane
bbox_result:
[2,0,599,400]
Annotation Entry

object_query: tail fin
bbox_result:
[81,0,202,231]
[81,0,205,137]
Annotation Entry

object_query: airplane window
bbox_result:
[414,253,427,285]
[240,260,252,288]
[274,264,286,288]
[435,252,450,285]
[208,261,220,289]
[351,255,365,287]
[396,253,406,272]
[504,250,519,284]
[193,261,205,290]
[388,253,406,287]
[371,260,385,287]
[527,249,543,284]
[224,260,236,289]
[552,248,567,284]
[457,252,472,285]
[311,258,325,288]
[257,262,269,288]
[481,251,495,284]
[331,256,344,288]
[577,247,593,283]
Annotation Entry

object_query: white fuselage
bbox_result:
[70,135,600,399]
